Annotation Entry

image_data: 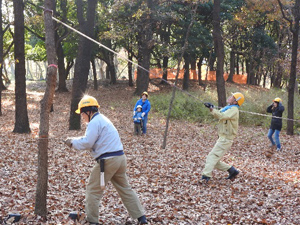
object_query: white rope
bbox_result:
[52,17,149,75]
[239,109,299,122]
[51,16,300,124]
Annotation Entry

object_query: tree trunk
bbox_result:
[277,0,300,135]
[246,57,256,85]
[190,58,197,80]
[161,56,169,84]
[108,52,116,84]
[34,0,57,217]
[136,33,151,95]
[213,0,226,107]
[55,0,68,92]
[242,58,245,74]
[274,33,285,88]
[160,24,170,84]
[227,50,235,83]
[135,0,153,95]
[69,0,97,130]
[197,57,204,86]
[13,0,30,133]
[56,34,68,92]
[91,59,98,90]
[183,54,190,90]
[0,0,3,116]
[287,5,300,135]
[236,53,239,75]
[274,63,283,88]
[65,60,74,79]
[208,54,216,71]
[128,45,134,87]
[106,66,110,79]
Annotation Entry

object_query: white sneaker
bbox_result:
[269,144,275,148]
[276,148,281,151]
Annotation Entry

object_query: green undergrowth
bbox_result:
[146,84,300,133]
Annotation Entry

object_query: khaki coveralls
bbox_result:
[71,113,145,223]
[202,106,239,178]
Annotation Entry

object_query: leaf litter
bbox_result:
[0,81,299,224]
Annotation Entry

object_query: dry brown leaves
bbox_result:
[0,81,299,224]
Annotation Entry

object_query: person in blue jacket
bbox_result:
[267,97,285,151]
[133,91,151,135]
[133,105,144,135]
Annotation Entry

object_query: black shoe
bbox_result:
[226,166,239,180]
[138,215,148,224]
[201,175,210,182]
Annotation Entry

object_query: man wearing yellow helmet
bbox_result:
[65,95,148,225]
[266,97,284,151]
[201,92,244,182]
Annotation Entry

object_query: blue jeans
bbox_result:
[142,117,148,134]
[267,129,281,149]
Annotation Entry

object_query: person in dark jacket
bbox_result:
[133,91,151,135]
[267,97,284,151]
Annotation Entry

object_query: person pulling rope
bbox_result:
[64,95,148,225]
[201,92,244,183]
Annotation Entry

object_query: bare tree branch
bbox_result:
[25,26,45,41]
[277,0,293,30]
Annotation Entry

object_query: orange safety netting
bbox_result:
[134,68,247,84]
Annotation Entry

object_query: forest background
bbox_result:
[0,0,300,224]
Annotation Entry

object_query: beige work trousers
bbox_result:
[85,154,144,223]
[202,137,233,177]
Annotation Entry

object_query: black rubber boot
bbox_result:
[201,175,210,182]
[138,215,148,224]
[226,166,239,180]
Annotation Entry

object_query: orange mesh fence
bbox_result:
[134,69,247,84]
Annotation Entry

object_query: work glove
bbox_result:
[141,112,145,117]
[204,102,214,109]
[133,111,136,116]
[64,138,73,148]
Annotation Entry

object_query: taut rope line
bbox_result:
[51,16,300,124]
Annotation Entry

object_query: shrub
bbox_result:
[147,84,300,133]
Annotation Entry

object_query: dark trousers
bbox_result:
[134,123,142,135]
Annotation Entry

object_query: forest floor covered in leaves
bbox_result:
[0,81,299,225]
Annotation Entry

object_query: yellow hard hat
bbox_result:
[141,91,149,97]
[75,95,100,114]
[232,92,244,106]
[273,97,282,103]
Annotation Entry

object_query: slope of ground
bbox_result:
[0,81,299,224]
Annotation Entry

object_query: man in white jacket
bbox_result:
[65,95,147,225]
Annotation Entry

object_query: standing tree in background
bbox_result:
[13,0,30,133]
[162,3,197,149]
[55,0,70,92]
[35,0,57,216]
[278,0,300,135]
[135,0,154,95]
[0,0,3,116]
[69,0,97,130]
[212,0,226,107]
